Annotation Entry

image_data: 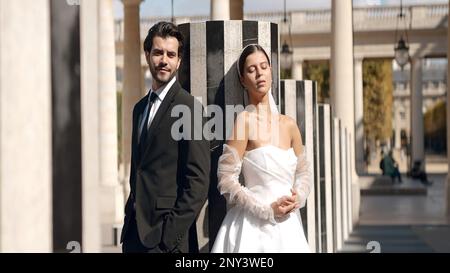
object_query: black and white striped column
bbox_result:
[332,118,343,251]
[318,104,334,253]
[51,0,83,252]
[280,80,318,253]
[341,126,349,240]
[346,131,354,235]
[178,21,279,252]
[179,21,280,111]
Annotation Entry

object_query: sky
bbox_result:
[114,0,448,19]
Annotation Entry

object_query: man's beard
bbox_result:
[150,66,176,86]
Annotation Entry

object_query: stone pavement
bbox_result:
[102,172,450,253]
[359,174,449,226]
[342,172,450,253]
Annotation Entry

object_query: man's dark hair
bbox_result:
[143,21,184,58]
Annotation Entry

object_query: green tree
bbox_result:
[280,68,291,79]
[303,60,329,103]
[424,99,447,154]
[363,59,393,143]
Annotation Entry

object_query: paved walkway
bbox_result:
[103,170,450,253]
[343,172,450,253]
[340,225,435,253]
[359,174,448,225]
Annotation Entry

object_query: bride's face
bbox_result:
[240,51,272,98]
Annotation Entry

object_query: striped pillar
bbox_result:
[178,20,279,252]
[50,0,104,252]
[51,0,82,252]
[318,104,334,253]
[341,126,349,240]
[346,131,353,234]
[332,118,343,251]
[280,80,318,253]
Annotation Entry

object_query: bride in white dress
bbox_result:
[211,44,313,253]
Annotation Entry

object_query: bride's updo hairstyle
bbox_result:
[237,44,271,79]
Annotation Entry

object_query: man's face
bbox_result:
[146,36,181,90]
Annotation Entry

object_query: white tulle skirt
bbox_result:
[211,206,311,253]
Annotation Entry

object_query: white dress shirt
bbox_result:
[138,76,176,140]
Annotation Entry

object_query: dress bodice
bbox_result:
[242,145,298,202]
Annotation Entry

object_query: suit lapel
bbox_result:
[142,80,181,157]
[133,96,149,161]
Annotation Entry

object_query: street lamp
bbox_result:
[280,42,293,70]
[280,0,293,71]
[394,0,410,69]
[171,0,174,23]
[395,37,409,68]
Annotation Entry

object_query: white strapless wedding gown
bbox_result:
[211,145,311,253]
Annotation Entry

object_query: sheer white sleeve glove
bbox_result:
[294,146,313,209]
[217,144,276,224]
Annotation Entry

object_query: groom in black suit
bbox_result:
[121,21,210,253]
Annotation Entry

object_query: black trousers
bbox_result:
[122,216,148,253]
[122,213,164,253]
[121,205,197,253]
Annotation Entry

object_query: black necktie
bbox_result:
[139,92,158,151]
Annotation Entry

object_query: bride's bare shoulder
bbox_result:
[278,114,297,128]
[278,114,302,140]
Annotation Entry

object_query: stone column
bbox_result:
[340,127,349,240]
[230,0,243,20]
[210,0,230,20]
[331,0,359,228]
[354,58,365,174]
[141,66,149,97]
[80,0,102,252]
[292,60,303,80]
[98,0,124,247]
[0,0,52,252]
[347,132,354,234]
[332,118,343,251]
[331,0,355,132]
[121,0,143,200]
[410,57,425,171]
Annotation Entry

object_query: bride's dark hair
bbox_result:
[237,44,270,78]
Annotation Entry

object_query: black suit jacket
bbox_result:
[120,80,210,253]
